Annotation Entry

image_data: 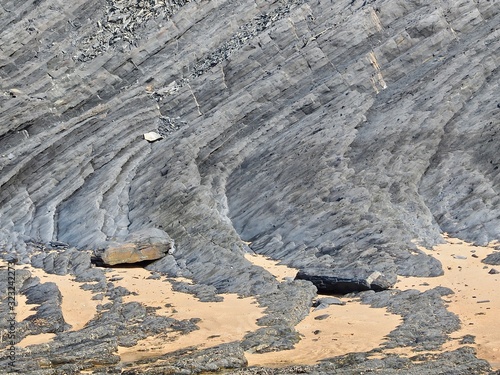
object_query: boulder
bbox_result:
[295,269,389,295]
[100,228,174,266]
[313,297,346,307]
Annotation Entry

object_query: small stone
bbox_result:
[453,255,467,259]
[313,303,329,311]
[489,268,499,274]
[477,300,490,304]
[9,88,23,97]
[314,314,330,320]
[459,334,476,344]
[147,272,161,280]
[313,297,346,307]
[471,254,478,258]
[143,131,163,142]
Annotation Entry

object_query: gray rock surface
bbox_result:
[232,347,493,375]
[483,252,500,265]
[2,0,499,295]
[313,297,346,307]
[0,0,499,373]
[359,286,460,351]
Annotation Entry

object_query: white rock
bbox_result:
[143,131,163,142]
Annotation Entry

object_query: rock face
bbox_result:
[0,0,498,294]
[0,0,499,373]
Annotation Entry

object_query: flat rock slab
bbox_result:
[100,228,174,266]
[101,243,168,265]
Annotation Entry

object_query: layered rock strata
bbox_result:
[0,0,499,373]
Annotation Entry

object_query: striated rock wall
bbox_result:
[1,0,498,293]
[1,0,499,373]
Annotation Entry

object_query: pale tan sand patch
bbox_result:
[244,253,402,367]
[17,333,56,347]
[23,265,104,332]
[15,294,38,322]
[111,267,264,363]
[245,296,402,367]
[0,260,102,348]
[244,253,299,281]
[393,235,500,369]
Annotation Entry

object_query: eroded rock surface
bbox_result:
[0,0,499,373]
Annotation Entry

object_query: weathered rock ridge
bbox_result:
[0,0,499,373]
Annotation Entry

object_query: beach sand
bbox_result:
[394,235,500,369]
[244,253,402,367]
[3,235,499,369]
[7,263,105,348]
[113,266,264,363]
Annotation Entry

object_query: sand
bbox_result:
[394,235,500,369]
[3,236,499,370]
[244,252,298,281]
[244,253,402,367]
[112,267,264,363]
[13,263,104,348]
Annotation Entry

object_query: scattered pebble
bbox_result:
[488,268,499,274]
[313,303,329,311]
[314,314,330,321]
[459,334,476,344]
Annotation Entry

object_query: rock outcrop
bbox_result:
[482,252,500,266]
[0,0,498,294]
[0,0,499,373]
